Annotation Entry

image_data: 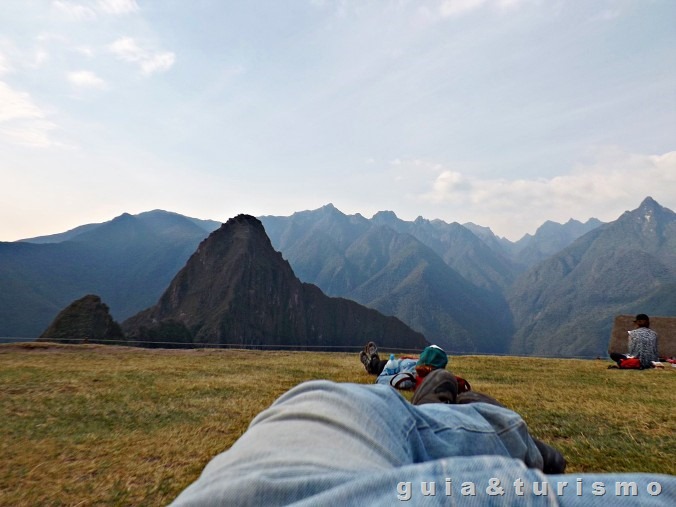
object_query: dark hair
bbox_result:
[634,314,650,327]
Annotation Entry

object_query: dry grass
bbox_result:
[1,343,674,506]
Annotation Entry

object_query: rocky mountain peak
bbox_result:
[113,212,134,222]
[226,213,265,228]
[202,214,271,251]
[616,196,675,237]
[318,203,343,216]
[372,210,399,222]
[639,195,659,208]
[123,213,427,349]
[636,196,673,220]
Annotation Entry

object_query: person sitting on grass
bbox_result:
[170,372,674,506]
[609,314,659,369]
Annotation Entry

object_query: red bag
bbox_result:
[456,376,472,393]
[619,357,641,369]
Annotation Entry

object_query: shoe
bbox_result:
[533,439,567,474]
[366,341,378,357]
[412,369,458,405]
[370,355,387,376]
[359,351,370,372]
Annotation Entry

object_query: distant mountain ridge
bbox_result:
[0,210,220,337]
[510,217,604,268]
[260,206,514,352]
[371,212,517,290]
[122,215,427,350]
[19,210,220,244]
[4,199,668,360]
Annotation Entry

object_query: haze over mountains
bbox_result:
[2,197,673,356]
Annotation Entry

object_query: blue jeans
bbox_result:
[171,380,674,506]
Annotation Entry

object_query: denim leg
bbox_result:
[171,380,675,506]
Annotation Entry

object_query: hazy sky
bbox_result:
[1,0,675,241]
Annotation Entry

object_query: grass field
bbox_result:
[1,342,674,506]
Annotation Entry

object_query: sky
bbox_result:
[1,0,675,242]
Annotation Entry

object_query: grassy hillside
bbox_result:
[1,343,674,506]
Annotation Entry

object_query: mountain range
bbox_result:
[508,196,676,356]
[2,197,673,356]
[260,206,514,351]
[122,215,427,350]
[0,211,219,337]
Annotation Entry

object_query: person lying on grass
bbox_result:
[170,373,674,506]
[360,342,470,391]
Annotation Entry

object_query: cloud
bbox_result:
[439,0,487,17]
[438,0,536,17]
[31,49,49,68]
[74,46,95,57]
[53,1,97,20]
[0,51,11,75]
[495,0,537,9]
[429,170,472,198]
[97,0,139,15]
[0,82,44,123]
[0,81,59,147]
[108,37,175,76]
[53,0,139,19]
[67,70,107,89]
[401,149,676,239]
[0,119,58,148]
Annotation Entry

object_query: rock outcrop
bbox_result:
[39,294,125,344]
